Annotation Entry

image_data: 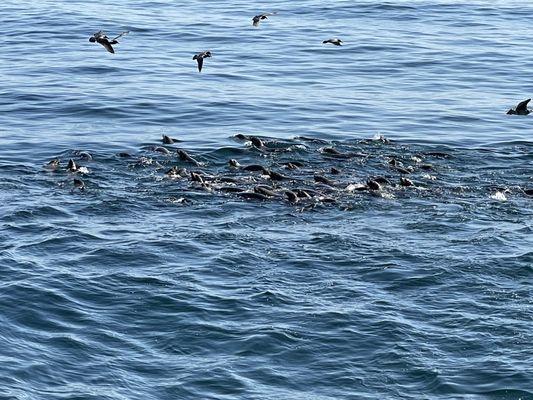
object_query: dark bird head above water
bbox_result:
[323,38,343,46]
[89,30,129,54]
[192,51,212,72]
[507,98,531,115]
[252,12,276,27]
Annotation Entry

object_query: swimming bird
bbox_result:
[323,38,343,46]
[193,51,211,72]
[507,98,531,115]
[252,12,276,27]
[89,30,129,54]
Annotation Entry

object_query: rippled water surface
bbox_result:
[0,1,532,399]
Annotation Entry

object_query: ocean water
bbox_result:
[0,1,532,399]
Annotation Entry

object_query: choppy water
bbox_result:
[1,1,532,399]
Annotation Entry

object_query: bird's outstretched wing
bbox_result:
[252,12,277,26]
[100,40,115,53]
[196,56,204,72]
[516,98,531,114]
[112,31,130,41]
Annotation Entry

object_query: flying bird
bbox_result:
[193,51,212,72]
[507,98,531,115]
[89,30,129,54]
[252,12,276,27]
[323,38,343,46]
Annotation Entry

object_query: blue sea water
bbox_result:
[0,1,532,399]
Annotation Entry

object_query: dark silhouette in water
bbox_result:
[73,178,85,190]
[193,51,212,72]
[162,134,180,144]
[507,98,531,115]
[89,31,129,54]
[252,13,276,27]
[323,38,343,46]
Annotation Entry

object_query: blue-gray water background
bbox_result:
[0,1,531,399]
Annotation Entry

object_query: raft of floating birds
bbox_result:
[84,13,533,204]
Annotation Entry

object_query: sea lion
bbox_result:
[45,158,60,170]
[314,175,335,186]
[193,51,212,72]
[388,158,400,167]
[284,190,299,203]
[366,179,381,191]
[254,185,277,197]
[400,177,414,187]
[74,151,93,160]
[318,196,337,204]
[243,164,267,172]
[234,133,249,141]
[372,176,390,185]
[165,166,187,178]
[190,171,205,184]
[322,147,343,156]
[162,134,180,144]
[135,156,154,166]
[237,192,269,201]
[153,146,171,155]
[228,159,241,168]
[89,30,129,53]
[250,136,266,149]
[73,178,85,190]
[345,183,367,192]
[219,186,245,193]
[67,159,78,172]
[177,149,201,166]
[265,169,287,181]
[321,147,357,158]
